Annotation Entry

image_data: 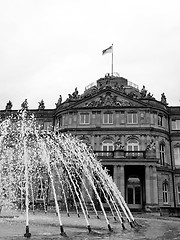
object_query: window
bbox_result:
[103,113,113,124]
[174,146,180,166]
[126,139,139,157]
[127,113,138,124]
[44,121,52,131]
[102,139,114,156]
[172,120,180,130]
[59,117,62,127]
[80,113,90,124]
[119,111,125,124]
[162,181,169,204]
[158,115,163,126]
[177,184,180,204]
[127,139,139,151]
[159,143,165,165]
[150,112,156,125]
[68,113,72,125]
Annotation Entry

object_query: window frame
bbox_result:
[103,112,113,124]
[127,112,138,124]
[127,139,139,151]
[43,121,52,131]
[102,139,114,156]
[159,143,166,165]
[172,119,180,130]
[158,115,163,126]
[174,146,180,166]
[162,181,169,204]
[80,113,90,124]
[177,184,180,204]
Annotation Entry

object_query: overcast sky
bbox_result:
[0,0,180,110]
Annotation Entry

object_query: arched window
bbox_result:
[159,143,166,165]
[174,144,180,166]
[127,139,139,151]
[177,183,180,204]
[102,139,114,156]
[162,181,169,204]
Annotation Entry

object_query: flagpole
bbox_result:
[111,44,113,76]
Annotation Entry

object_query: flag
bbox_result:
[102,45,112,55]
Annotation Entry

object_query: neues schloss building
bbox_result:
[1,74,180,212]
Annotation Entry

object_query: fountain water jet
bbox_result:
[0,110,137,238]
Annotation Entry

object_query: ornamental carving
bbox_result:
[84,92,132,107]
[5,100,13,111]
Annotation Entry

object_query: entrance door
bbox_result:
[127,176,142,209]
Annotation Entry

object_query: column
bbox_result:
[96,135,100,151]
[152,166,158,204]
[140,135,146,151]
[145,166,151,205]
[91,135,95,149]
[119,166,125,198]
[114,165,118,186]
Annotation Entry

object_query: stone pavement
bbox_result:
[0,211,180,239]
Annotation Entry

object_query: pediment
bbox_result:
[70,89,148,109]
[84,92,133,107]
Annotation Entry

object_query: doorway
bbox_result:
[127,176,142,209]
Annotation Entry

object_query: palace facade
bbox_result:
[1,74,180,212]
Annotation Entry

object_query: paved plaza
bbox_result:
[0,211,180,240]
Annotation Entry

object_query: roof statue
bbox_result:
[5,100,12,111]
[66,88,80,101]
[140,85,147,98]
[161,92,168,105]
[146,92,154,99]
[56,95,62,107]
[21,99,28,110]
[38,99,45,110]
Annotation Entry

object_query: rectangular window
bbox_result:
[174,148,180,166]
[150,113,155,124]
[159,144,165,165]
[80,113,90,124]
[69,114,72,125]
[120,111,125,124]
[163,183,168,204]
[172,120,180,130]
[177,185,180,204]
[158,115,163,126]
[44,121,52,131]
[103,113,113,124]
[127,113,138,124]
[59,117,62,127]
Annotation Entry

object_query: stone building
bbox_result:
[1,74,180,211]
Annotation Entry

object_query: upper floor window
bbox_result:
[158,115,163,126]
[127,139,139,151]
[177,184,180,204]
[59,117,62,127]
[159,143,165,165]
[162,181,169,204]
[102,139,114,156]
[127,113,138,124]
[150,112,156,125]
[103,112,113,124]
[174,145,180,166]
[80,113,90,124]
[44,121,52,131]
[172,120,180,130]
[119,111,125,124]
